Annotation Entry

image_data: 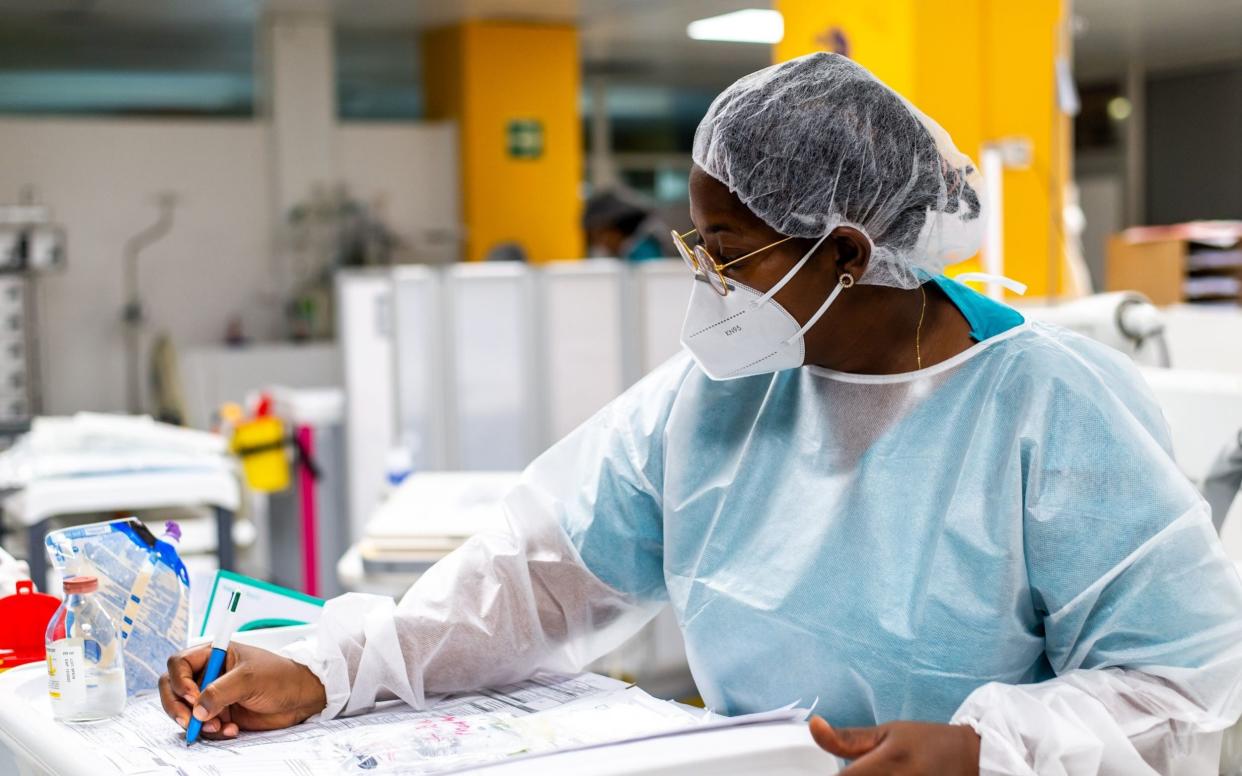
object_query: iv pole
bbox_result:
[122,193,177,415]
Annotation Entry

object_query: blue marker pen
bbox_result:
[186,589,242,745]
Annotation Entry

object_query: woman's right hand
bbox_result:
[158,642,327,739]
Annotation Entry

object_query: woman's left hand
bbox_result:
[809,716,980,775]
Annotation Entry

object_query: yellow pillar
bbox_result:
[423,21,583,263]
[775,0,1072,297]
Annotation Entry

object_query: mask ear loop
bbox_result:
[782,272,854,346]
[754,233,831,307]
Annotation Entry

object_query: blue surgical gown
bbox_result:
[293,280,1242,774]
[547,298,1242,727]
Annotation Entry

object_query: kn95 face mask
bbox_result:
[680,234,851,380]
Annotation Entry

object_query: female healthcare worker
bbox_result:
[160,53,1242,775]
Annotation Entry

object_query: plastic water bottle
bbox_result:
[383,446,416,492]
[45,575,127,722]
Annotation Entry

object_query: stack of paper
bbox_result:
[358,471,520,575]
[63,672,809,775]
[0,412,230,488]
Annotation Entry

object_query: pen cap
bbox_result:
[212,589,242,649]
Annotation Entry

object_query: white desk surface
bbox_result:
[468,722,835,776]
[0,626,835,776]
[0,626,304,776]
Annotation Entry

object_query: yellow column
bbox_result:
[775,0,1071,297]
[423,21,583,263]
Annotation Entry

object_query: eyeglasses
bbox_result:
[670,228,794,296]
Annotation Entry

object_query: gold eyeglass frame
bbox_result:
[671,229,794,296]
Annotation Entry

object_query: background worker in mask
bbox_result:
[160,53,1242,776]
[583,189,669,261]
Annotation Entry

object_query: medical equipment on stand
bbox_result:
[220,387,345,598]
[228,389,343,597]
[265,387,347,598]
[0,191,66,448]
[1019,291,1169,366]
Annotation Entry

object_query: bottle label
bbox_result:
[48,638,86,708]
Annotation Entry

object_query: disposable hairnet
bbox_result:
[692,52,984,289]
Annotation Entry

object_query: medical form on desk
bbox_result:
[58,672,807,775]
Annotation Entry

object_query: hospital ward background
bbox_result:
[1,0,1242,774]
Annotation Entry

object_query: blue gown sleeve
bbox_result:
[280,354,694,720]
[953,335,1242,775]
[524,352,696,602]
[1021,340,1242,674]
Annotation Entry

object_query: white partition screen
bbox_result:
[448,264,540,470]
[337,272,397,538]
[343,260,691,524]
[635,262,691,373]
[391,266,447,471]
[540,261,626,445]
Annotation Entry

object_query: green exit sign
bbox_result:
[506,119,543,160]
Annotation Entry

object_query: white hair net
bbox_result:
[692,52,985,289]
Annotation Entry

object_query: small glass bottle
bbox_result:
[45,575,127,722]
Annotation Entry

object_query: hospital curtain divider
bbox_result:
[345,260,686,505]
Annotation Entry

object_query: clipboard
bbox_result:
[199,569,324,637]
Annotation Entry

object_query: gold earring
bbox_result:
[839,273,855,288]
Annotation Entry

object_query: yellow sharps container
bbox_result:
[232,416,290,493]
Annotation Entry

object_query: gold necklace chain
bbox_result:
[915,283,927,370]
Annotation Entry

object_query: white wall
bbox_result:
[339,123,460,264]
[180,342,341,430]
[1163,305,1242,375]
[0,117,277,414]
[0,117,458,416]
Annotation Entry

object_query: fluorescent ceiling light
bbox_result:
[687,9,783,44]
